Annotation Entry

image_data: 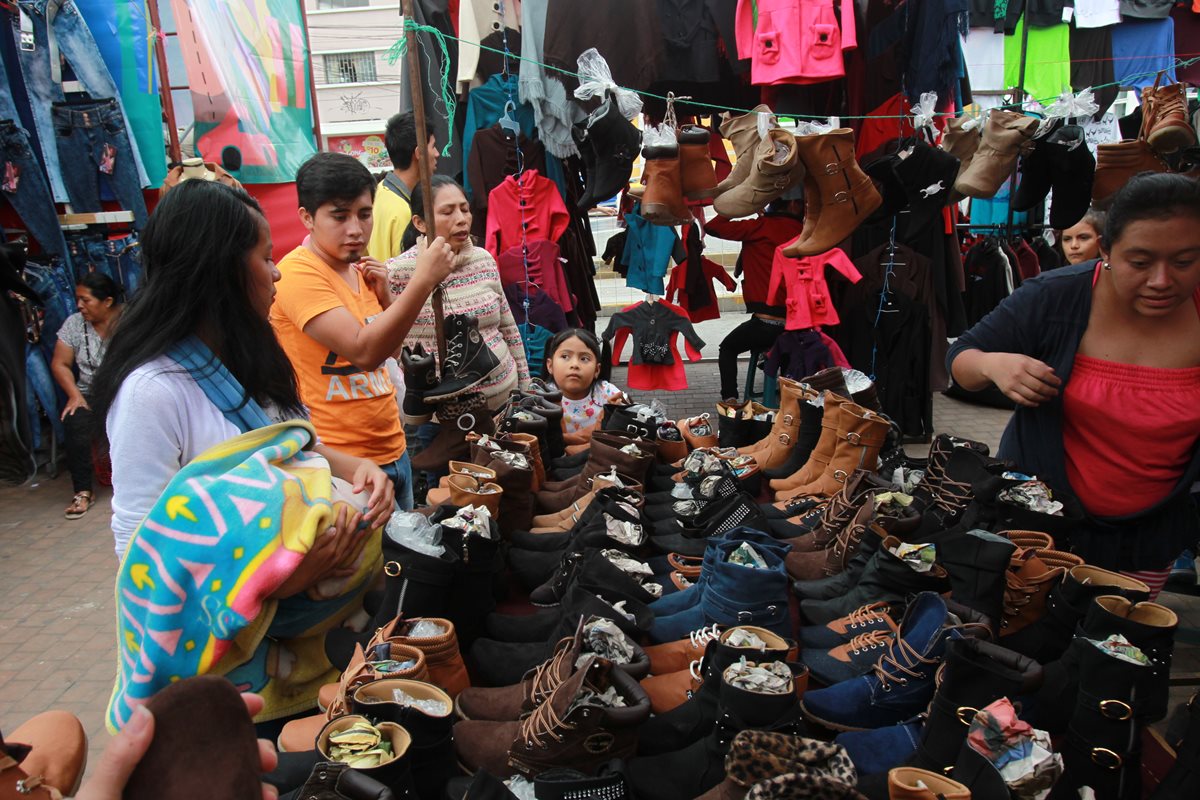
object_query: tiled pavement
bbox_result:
[1,383,1197,781]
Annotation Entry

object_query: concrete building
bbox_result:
[304,0,405,168]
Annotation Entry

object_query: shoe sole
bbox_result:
[798,700,870,733]
[1148,125,1196,154]
[423,375,490,404]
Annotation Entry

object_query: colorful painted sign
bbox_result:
[326,134,392,169]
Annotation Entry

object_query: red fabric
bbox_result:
[609,300,703,390]
[484,170,569,256]
[1013,239,1041,282]
[709,128,733,184]
[244,183,307,253]
[704,214,805,308]
[665,256,736,322]
[497,239,574,313]
[1063,354,1200,517]
[820,331,852,368]
[767,244,861,329]
[856,93,950,160]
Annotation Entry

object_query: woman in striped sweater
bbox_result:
[386,175,530,415]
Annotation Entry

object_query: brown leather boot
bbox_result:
[535,436,654,514]
[713,128,803,218]
[783,403,889,499]
[507,431,544,491]
[954,109,1038,198]
[737,380,808,470]
[998,550,1075,637]
[715,104,771,195]
[1092,138,1168,207]
[528,472,641,532]
[680,414,719,450]
[888,767,970,800]
[769,393,849,494]
[678,125,719,202]
[354,617,471,698]
[656,422,689,463]
[5,711,87,797]
[447,474,503,517]
[436,460,497,490]
[783,129,881,257]
[641,144,692,225]
[787,490,878,582]
[1143,77,1196,154]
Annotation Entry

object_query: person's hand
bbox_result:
[351,459,394,529]
[73,694,279,800]
[412,235,455,290]
[982,353,1062,408]
[61,394,89,420]
[354,257,391,306]
[326,504,371,579]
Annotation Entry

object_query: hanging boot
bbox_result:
[780,403,889,499]
[400,343,438,424]
[678,124,719,202]
[713,128,803,218]
[640,143,692,225]
[715,104,771,195]
[783,129,881,257]
[575,93,641,210]
[937,530,1018,636]
[453,656,651,778]
[954,109,1039,199]
[1093,137,1170,207]
[1143,74,1196,155]
[769,393,850,495]
[409,393,493,472]
[423,315,503,404]
[942,115,982,199]
[887,768,969,800]
[800,539,950,625]
[1044,124,1097,230]
[626,659,805,800]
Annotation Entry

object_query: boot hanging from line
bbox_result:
[783,128,881,258]
[423,314,502,404]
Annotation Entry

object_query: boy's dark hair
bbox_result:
[78,271,122,305]
[1104,172,1200,248]
[384,112,418,170]
[295,152,376,214]
[542,327,611,383]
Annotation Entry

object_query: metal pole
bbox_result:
[146,0,181,164]
[298,0,324,147]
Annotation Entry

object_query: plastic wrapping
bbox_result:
[441,505,495,539]
[756,109,780,141]
[573,48,643,120]
[723,658,792,694]
[643,123,678,148]
[1044,89,1099,122]
[406,620,446,639]
[911,91,940,131]
[389,687,451,716]
[386,511,445,556]
[507,777,537,800]
[582,616,635,664]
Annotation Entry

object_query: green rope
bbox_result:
[394,19,1200,122]
[387,20,457,156]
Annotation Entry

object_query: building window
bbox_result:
[316,0,370,9]
[324,52,377,85]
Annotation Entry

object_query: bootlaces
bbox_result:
[525,641,573,706]
[919,456,973,516]
[443,336,465,370]
[873,636,938,691]
[688,623,721,649]
[518,691,576,749]
[1002,573,1038,621]
[842,602,890,630]
[847,629,892,656]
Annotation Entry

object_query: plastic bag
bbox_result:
[911,91,940,131]
[386,511,444,556]
[389,687,451,716]
[573,47,643,120]
[407,619,447,639]
[643,123,678,148]
[1045,88,1099,122]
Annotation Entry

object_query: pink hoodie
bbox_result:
[735,0,858,86]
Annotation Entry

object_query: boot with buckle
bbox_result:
[783,129,882,257]
[409,392,494,472]
[762,384,824,481]
[736,380,809,471]
[713,128,803,218]
[769,393,850,496]
[453,656,651,779]
[1,711,87,798]
[777,403,890,500]
[648,528,787,619]
[423,315,503,404]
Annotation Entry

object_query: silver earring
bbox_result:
[1102,261,1112,270]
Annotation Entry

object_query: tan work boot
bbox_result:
[678,125,719,202]
[1092,138,1168,207]
[1143,76,1196,154]
[783,129,881,257]
[640,144,692,225]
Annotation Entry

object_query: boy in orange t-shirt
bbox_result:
[271,153,454,508]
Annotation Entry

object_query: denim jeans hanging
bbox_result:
[0,120,69,257]
[51,99,148,229]
[24,341,63,451]
[22,258,76,358]
[64,230,141,297]
[13,0,150,203]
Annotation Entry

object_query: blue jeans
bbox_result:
[14,0,150,202]
[379,451,414,512]
[51,99,148,229]
[22,259,76,362]
[64,231,141,296]
[24,343,63,451]
[0,120,69,257]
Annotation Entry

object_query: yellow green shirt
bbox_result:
[367,177,412,261]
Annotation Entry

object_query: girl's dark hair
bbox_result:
[542,327,611,383]
[1104,173,1200,247]
[90,180,304,426]
[400,175,466,252]
[77,271,122,305]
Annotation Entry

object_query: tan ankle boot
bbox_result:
[678,125,718,201]
[888,767,970,800]
[507,432,544,490]
[783,129,881,257]
[641,144,691,225]
[713,128,803,218]
[715,104,771,195]
[447,473,504,517]
[1143,76,1196,154]
[954,109,1038,198]
[769,393,849,494]
[739,379,808,471]
[1092,138,1168,206]
[784,403,889,499]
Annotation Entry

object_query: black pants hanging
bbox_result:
[718,316,785,400]
[63,400,95,494]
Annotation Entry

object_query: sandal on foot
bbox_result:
[65,491,93,520]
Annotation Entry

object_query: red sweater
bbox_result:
[705,213,805,314]
[484,170,569,257]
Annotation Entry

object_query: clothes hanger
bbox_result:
[499,101,521,136]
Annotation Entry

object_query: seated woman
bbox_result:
[91,180,394,733]
[51,272,122,520]
[949,173,1200,597]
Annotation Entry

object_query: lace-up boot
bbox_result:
[801,592,956,731]
[802,617,900,687]
[423,314,502,403]
[453,656,651,779]
[1143,75,1196,155]
[798,601,897,650]
[454,622,585,721]
[996,546,1081,640]
[400,343,438,423]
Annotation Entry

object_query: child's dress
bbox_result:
[554,380,626,434]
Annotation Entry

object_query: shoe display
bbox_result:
[423,315,503,404]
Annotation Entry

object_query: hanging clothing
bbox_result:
[734,0,858,86]
[962,238,1016,326]
[767,245,862,330]
[504,282,569,333]
[542,0,663,91]
[462,79,568,202]
[1003,19,1071,103]
[466,127,549,237]
[623,208,686,296]
[485,170,570,257]
[656,0,724,83]
[518,322,555,373]
[603,301,706,390]
[497,240,574,315]
[762,329,836,381]
[519,0,583,159]
[869,0,970,102]
[1110,17,1177,91]
[705,213,805,314]
[665,255,736,323]
[1070,25,1118,118]
[1012,239,1041,282]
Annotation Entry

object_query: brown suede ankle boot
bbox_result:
[785,403,889,499]
[447,473,504,517]
[713,128,803,218]
[769,393,849,494]
[715,104,771,195]
[678,125,719,202]
[1092,138,1168,207]
[641,144,692,225]
[783,129,881,257]
[953,109,1038,199]
[738,380,809,471]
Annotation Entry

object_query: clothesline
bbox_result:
[395,19,1200,121]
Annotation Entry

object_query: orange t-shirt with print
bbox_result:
[271,245,406,464]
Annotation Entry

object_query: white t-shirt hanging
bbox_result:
[1073,0,1122,29]
[964,30,1006,93]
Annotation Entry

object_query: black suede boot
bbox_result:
[528,548,657,608]
[424,315,503,403]
[400,343,438,424]
[349,680,455,800]
[436,510,503,648]
[575,93,641,210]
[485,575,654,642]
[800,536,950,624]
[937,529,1017,636]
[518,394,565,462]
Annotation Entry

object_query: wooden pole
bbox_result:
[146,0,181,165]
[297,0,325,147]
